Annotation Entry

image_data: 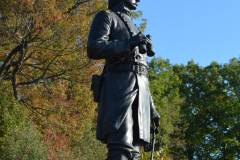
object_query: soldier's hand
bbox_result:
[152,110,160,127]
[129,33,150,49]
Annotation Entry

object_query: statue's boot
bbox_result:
[106,97,143,160]
[131,143,141,160]
[107,150,129,160]
[107,146,141,160]
[107,151,140,160]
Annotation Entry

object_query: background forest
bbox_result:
[0,0,239,159]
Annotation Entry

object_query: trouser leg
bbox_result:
[107,97,144,160]
[107,147,141,160]
[132,97,144,160]
[132,142,143,160]
[107,145,142,160]
[106,106,134,160]
[107,150,129,160]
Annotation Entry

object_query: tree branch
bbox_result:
[12,66,20,101]
[17,70,67,85]
[17,52,62,85]
[64,0,89,14]
[0,45,22,83]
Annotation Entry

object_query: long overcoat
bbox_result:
[87,9,157,144]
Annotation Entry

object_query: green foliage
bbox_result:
[174,58,240,159]
[0,1,147,159]
[0,91,107,159]
[146,57,186,159]
[146,57,240,159]
[1,0,238,159]
[70,124,107,160]
[2,124,49,160]
[0,92,48,160]
[131,10,143,20]
[131,10,147,32]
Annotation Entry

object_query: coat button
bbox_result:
[135,55,141,59]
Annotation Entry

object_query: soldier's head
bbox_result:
[108,0,140,10]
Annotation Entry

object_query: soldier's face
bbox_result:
[123,0,140,10]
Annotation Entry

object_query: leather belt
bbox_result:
[106,63,148,76]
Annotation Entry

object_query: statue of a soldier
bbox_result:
[87,0,160,159]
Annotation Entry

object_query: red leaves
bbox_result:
[44,128,72,159]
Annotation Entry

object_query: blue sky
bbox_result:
[135,0,240,67]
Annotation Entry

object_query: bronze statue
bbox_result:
[87,0,160,159]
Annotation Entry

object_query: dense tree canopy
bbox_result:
[0,0,106,104]
[148,58,186,159]
[0,0,148,159]
[0,0,109,158]
[0,1,108,155]
[147,57,240,159]
[174,59,240,159]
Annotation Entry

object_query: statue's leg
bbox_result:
[132,142,143,160]
[106,95,143,160]
[107,150,130,160]
[132,97,144,160]
[107,143,142,160]
[106,103,134,160]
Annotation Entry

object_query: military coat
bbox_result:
[87,8,157,144]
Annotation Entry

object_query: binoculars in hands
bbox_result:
[138,34,155,57]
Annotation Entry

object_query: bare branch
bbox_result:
[0,45,21,83]
[24,64,54,73]
[18,68,33,81]
[22,98,56,112]
[17,70,67,85]
[21,16,32,34]
[13,35,21,44]
[11,43,27,101]
[28,60,48,66]
[21,99,48,117]
[12,66,20,101]
[17,62,91,86]
[24,50,36,61]
[17,51,62,85]
[64,0,89,14]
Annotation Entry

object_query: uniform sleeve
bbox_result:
[150,94,160,119]
[87,11,131,60]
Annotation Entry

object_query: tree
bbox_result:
[147,57,186,159]
[0,0,108,146]
[0,0,106,102]
[147,57,240,159]
[0,1,148,159]
[221,58,240,159]
[0,0,147,118]
[174,59,240,159]
[0,1,108,158]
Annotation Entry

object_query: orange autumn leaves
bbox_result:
[0,0,106,140]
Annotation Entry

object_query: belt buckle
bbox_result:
[139,65,143,75]
[143,66,146,73]
[141,66,147,75]
[140,66,144,75]
[135,65,139,73]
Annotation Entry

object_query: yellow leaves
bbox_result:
[0,0,108,157]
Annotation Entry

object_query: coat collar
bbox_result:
[111,7,132,17]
